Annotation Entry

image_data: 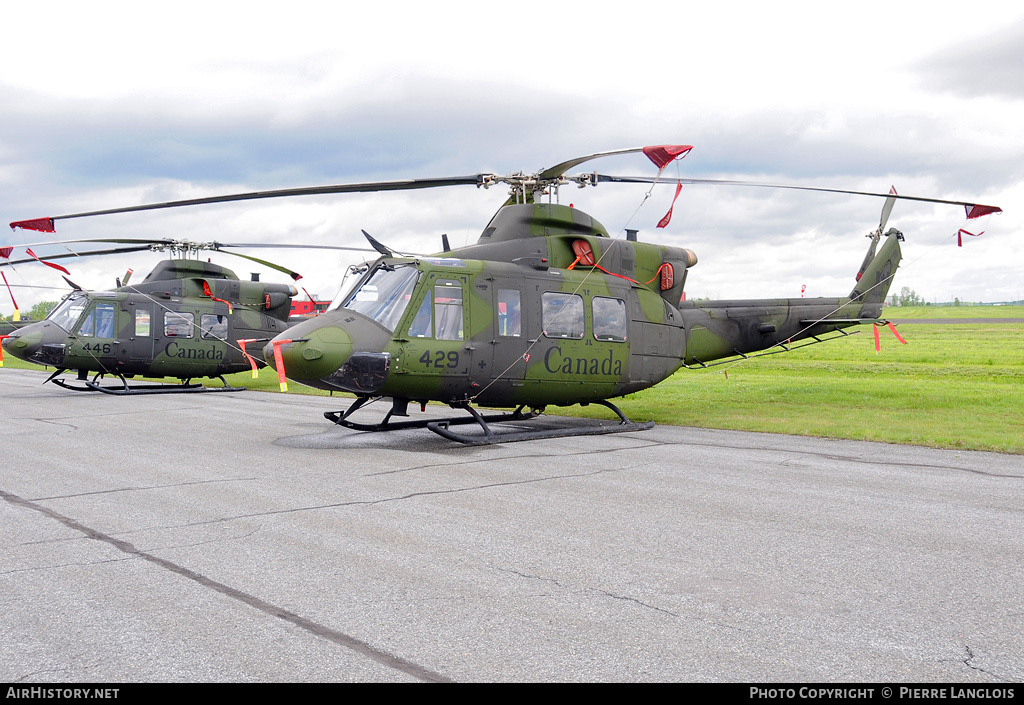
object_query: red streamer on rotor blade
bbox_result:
[642,145,693,170]
[1,247,12,259]
[10,218,55,233]
[2,271,18,311]
[873,323,881,353]
[965,204,1002,219]
[25,248,70,275]
[657,182,684,228]
[956,228,983,247]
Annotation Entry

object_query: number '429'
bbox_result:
[419,350,460,369]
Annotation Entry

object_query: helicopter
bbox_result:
[7,145,1000,437]
[0,240,308,393]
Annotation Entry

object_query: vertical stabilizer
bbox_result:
[850,228,902,318]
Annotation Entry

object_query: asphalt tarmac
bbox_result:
[2,368,1022,683]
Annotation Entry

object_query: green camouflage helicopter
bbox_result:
[0,240,318,393]
[7,145,1001,438]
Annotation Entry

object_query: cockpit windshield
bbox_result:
[337,264,419,332]
[46,293,90,333]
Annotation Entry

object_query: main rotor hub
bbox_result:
[480,171,599,202]
[148,240,220,257]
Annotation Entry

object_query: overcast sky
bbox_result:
[2,0,1022,314]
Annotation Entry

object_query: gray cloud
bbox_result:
[914,18,1024,100]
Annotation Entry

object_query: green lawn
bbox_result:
[886,304,1024,318]
[576,320,1024,454]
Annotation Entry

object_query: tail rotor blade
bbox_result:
[879,187,897,232]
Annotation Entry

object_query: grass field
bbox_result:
[886,305,1024,319]
[591,321,1024,454]
[5,306,1023,453]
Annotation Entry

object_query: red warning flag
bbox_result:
[965,204,1002,219]
[0,247,12,259]
[10,218,55,233]
[271,339,291,392]
[657,182,684,228]
[237,339,260,379]
[642,145,693,170]
[25,248,70,275]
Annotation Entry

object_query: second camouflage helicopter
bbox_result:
[0,239,362,393]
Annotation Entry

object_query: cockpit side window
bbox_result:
[76,302,116,338]
[408,294,432,338]
[433,281,463,341]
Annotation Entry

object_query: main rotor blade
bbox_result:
[212,250,303,281]
[10,175,486,231]
[538,145,692,180]
[1,245,154,267]
[217,242,377,254]
[594,174,1002,213]
[4,237,377,254]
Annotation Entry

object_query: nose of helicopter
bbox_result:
[1,322,67,367]
[263,321,354,387]
[262,312,395,393]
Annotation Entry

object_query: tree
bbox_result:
[895,287,923,307]
[28,300,58,320]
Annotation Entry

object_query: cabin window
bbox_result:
[76,302,115,338]
[434,281,464,341]
[135,309,151,337]
[165,312,194,338]
[497,289,521,337]
[542,292,584,339]
[593,297,628,342]
[343,265,419,333]
[200,314,228,340]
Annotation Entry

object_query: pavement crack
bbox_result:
[641,437,1024,479]
[2,555,137,576]
[29,477,261,502]
[494,565,680,618]
[0,487,452,684]
[592,588,680,617]
[32,418,79,431]
[961,644,1015,683]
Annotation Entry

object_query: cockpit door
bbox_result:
[397,273,473,401]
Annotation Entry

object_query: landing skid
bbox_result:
[325,397,654,445]
[46,369,245,395]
